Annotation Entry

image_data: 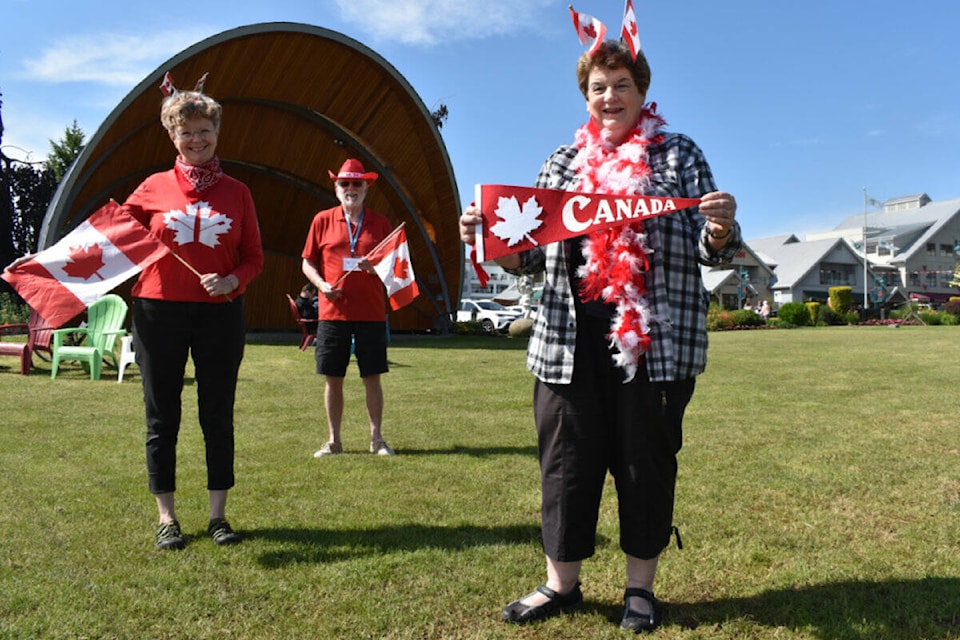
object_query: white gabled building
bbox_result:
[747,234,879,308]
[805,193,960,305]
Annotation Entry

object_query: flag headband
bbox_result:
[159,71,210,97]
[569,1,641,61]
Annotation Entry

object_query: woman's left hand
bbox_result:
[201,273,238,297]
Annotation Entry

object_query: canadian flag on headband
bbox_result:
[366,225,420,311]
[621,0,641,61]
[1,201,171,328]
[569,5,607,55]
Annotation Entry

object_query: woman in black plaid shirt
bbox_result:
[460,40,739,632]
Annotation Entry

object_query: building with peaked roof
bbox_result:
[805,193,960,304]
[38,22,462,332]
[748,234,881,307]
[701,242,774,309]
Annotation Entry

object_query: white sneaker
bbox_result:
[313,441,343,458]
[370,439,396,456]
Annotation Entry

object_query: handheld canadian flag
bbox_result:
[1,201,171,328]
[366,225,420,311]
[569,5,607,55]
[621,0,641,61]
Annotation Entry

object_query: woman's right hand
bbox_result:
[3,253,36,273]
[459,205,482,246]
[459,204,521,270]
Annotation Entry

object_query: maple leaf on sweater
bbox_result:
[490,195,543,247]
[162,201,232,247]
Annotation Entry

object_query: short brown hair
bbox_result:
[160,91,222,132]
[576,40,651,98]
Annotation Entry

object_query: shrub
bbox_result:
[805,302,821,325]
[731,309,763,327]
[766,317,794,329]
[0,293,30,325]
[778,302,812,326]
[818,305,844,326]
[920,311,941,326]
[944,298,960,319]
[843,310,860,325]
[829,286,853,315]
[707,306,737,331]
[454,320,489,336]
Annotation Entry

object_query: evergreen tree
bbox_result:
[0,97,83,298]
[47,120,85,181]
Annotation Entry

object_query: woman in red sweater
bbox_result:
[123,83,263,550]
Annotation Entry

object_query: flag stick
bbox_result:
[331,222,406,288]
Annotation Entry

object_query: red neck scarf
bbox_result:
[572,103,666,382]
[175,155,223,192]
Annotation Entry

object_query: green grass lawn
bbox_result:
[1,327,959,639]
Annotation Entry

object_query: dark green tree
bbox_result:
[0,95,83,297]
[47,120,85,181]
[1,89,17,290]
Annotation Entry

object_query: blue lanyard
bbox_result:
[345,209,365,256]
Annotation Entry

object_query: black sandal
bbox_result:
[620,587,661,633]
[501,582,583,625]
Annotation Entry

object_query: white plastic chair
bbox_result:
[117,335,137,383]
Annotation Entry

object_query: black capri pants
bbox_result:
[534,313,695,562]
[134,297,246,495]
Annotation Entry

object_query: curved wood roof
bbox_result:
[40,22,462,332]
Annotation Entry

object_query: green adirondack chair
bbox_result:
[50,294,128,380]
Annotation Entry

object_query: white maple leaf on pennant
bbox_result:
[162,201,232,247]
[490,195,543,247]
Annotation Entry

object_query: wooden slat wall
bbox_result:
[50,25,461,332]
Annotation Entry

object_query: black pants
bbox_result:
[134,297,246,494]
[534,314,695,561]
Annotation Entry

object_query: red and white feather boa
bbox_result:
[572,104,666,382]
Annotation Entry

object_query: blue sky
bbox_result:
[2,0,959,240]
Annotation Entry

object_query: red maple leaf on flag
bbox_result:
[584,24,597,38]
[628,21,638,36]
[62,244,106,281]
[393,256,411,281]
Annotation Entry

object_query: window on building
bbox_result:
[818,263,855,286]
[909,272,920,285]
[941,244,953,256]
[926,243,937,256]
[926,272,937,286]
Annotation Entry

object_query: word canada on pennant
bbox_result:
[473,184,701,263]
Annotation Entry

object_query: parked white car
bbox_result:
[507,303,539,320]
[457,299,522,332]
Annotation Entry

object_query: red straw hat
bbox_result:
[328,158,378,183]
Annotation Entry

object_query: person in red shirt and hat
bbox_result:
[302,159,396,457]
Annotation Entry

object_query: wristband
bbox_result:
[706,225,731,240]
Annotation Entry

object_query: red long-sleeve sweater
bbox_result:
[122,168,263,302]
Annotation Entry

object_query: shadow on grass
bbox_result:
[585,577,960,640]
[250,522,543,568]
[246,332,530,351]
[393,444,537,457]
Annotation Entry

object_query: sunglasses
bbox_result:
[337,180,365,188]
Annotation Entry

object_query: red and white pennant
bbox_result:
[471,184,700,274]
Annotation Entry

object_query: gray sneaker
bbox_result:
[155,520,185,550]
[371,438,396,456]
[313,441,343,458]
